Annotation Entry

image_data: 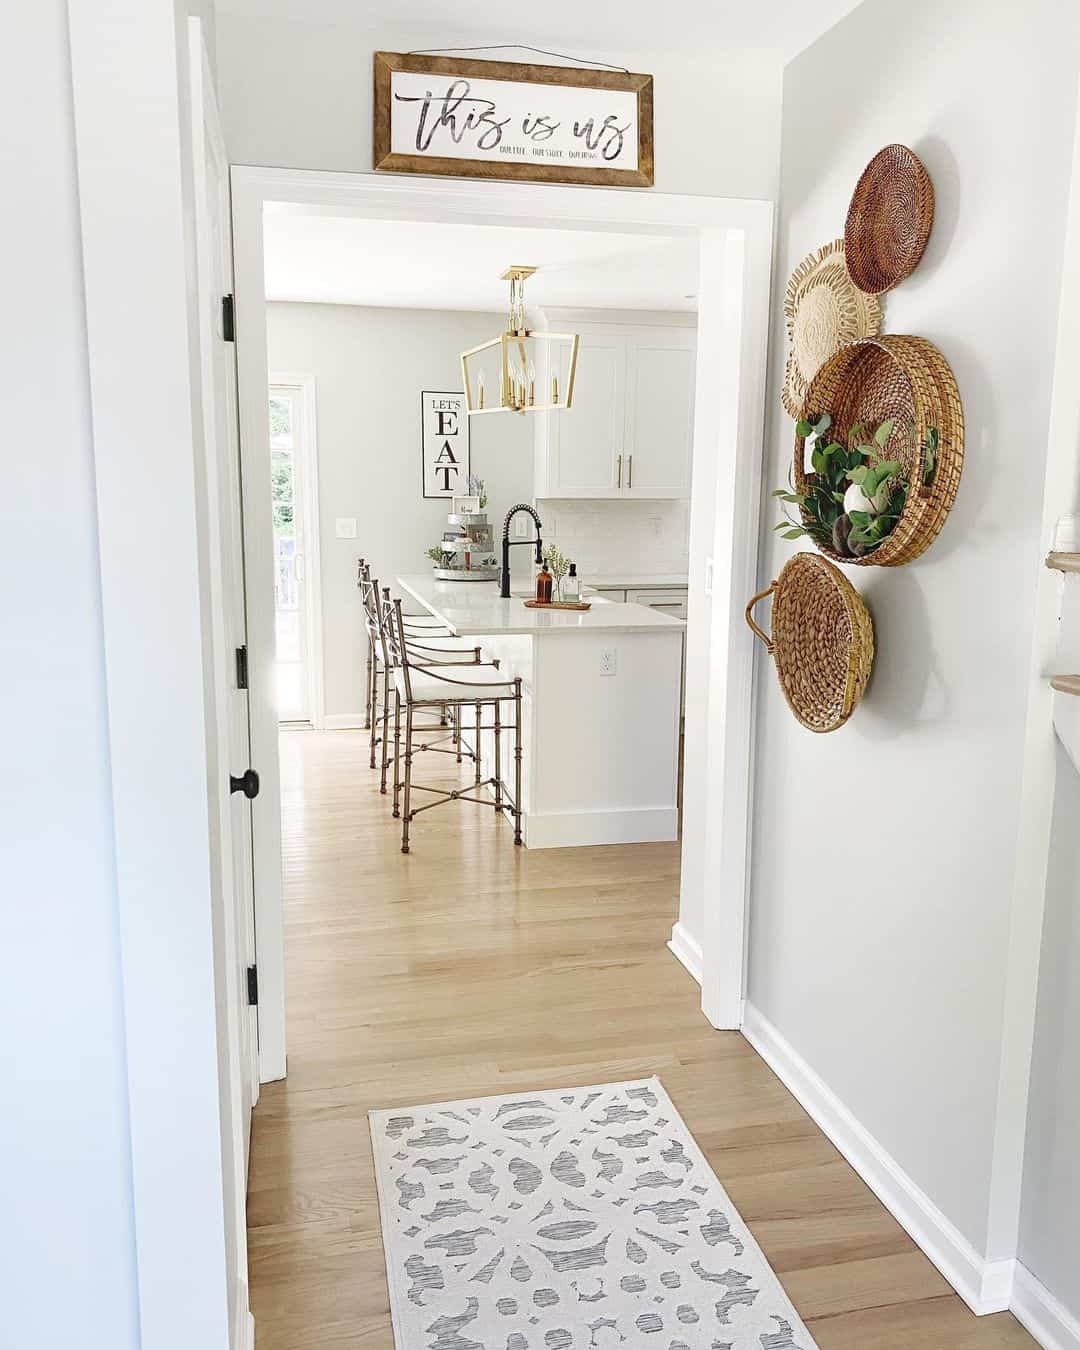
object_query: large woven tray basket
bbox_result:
[745,553,874,733]
[794,334,964,567]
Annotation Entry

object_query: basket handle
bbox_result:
[744,583,777,653]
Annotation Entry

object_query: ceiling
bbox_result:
[215,0,864,62]
[263,213,700,313]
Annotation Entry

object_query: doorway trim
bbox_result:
[269,372,325,729]
[232,166,774,1080]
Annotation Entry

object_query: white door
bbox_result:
[624,332,697,498]
[269,381,319,723]
[188,20,257,1349]
[549,333,627,496]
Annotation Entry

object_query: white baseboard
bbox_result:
[742,1002,1011,1316]
[321,713,367,730]
[1011,1262,1080,1350]
[524,806,678,849]
[667,921,703,984]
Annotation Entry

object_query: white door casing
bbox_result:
[233,169,775,1077]
[188,20,257,1347]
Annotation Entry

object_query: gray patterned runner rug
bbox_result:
[369,1076,818,1349]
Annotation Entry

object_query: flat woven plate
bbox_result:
[782,239,883,419]
[845,144,934,294]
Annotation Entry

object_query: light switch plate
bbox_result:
[335,517,357,539]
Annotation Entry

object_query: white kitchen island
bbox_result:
[396,575,685,849]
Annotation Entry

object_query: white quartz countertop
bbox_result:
[396,574,686,637]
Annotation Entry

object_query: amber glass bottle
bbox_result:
[535,563,553,603]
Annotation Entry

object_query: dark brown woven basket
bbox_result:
[845,144,934,295]
[794,335,964,567]
[745,553,874,733]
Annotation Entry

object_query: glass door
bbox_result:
[269,387,309,722]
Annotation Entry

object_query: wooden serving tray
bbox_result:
[522,599,591,611]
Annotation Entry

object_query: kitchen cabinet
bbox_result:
[534,319,696,500]
[626,587,688,716]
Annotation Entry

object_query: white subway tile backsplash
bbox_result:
[538,498,689,579]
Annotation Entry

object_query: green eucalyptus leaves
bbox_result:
[774,413,929,559]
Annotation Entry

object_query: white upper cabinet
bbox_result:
[624,337,696,497]
[534,316,696,500]
[545,333,626,496]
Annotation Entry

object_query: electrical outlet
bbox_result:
[514,516,529,538]
[599,647,617,676]
[335,517,357,539]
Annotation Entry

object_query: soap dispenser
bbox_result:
[563,562,580,602]
[535,561,553,604]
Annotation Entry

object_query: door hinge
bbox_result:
[235,644,249,689]
[246,965,258,1006]
[222,293,235,342]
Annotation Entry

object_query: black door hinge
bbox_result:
[235,644,248,689]
[246,965,258,1006]
[222,294,235,342]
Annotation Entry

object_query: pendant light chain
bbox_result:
[508,272,527,336]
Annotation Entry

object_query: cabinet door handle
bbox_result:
[616,453,622,488]
[628,455,633,489]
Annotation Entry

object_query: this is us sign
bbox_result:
[374,52,653,187]
[421,391,470,499]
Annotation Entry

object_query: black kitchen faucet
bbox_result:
[500,504,544,598]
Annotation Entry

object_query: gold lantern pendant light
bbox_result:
[460,266,580,416]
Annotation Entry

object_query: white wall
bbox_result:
[267,302,532,718]
[0,3,139,1345]
[1019,741,1080,1323]
[744,0,1079,1263]
[215,13,782,201]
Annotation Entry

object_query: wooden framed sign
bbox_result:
[374,51,653,187]
[421,391,470,499]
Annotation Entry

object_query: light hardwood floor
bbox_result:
[248,728,1035,1349]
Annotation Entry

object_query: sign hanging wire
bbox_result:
[406,44,630,73]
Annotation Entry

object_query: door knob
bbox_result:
[230,769,260,799]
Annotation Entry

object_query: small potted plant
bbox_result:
[542,544,570,600]
[465,474,488,510]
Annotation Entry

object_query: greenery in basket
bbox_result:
[774,412,909,558]
[542,544,570,598]
[426,545,454,568]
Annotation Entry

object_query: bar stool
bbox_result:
[389,598,523,854]
[358,561,457,731]
[363,577,482,792]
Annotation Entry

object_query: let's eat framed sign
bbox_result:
[421,391,470,499]
[374,51,654,187]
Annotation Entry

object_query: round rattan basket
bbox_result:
[745,553,874,733]
[794,334,964,567]
[782,239,883,419]
[845,144,935,295]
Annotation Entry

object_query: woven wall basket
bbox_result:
[795,334,964,567]
[845,144,935,295]
[782,239,883,419]
[745,553,874,733]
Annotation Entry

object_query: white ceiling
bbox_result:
[263,213,700,313]
[215,0,864,62]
